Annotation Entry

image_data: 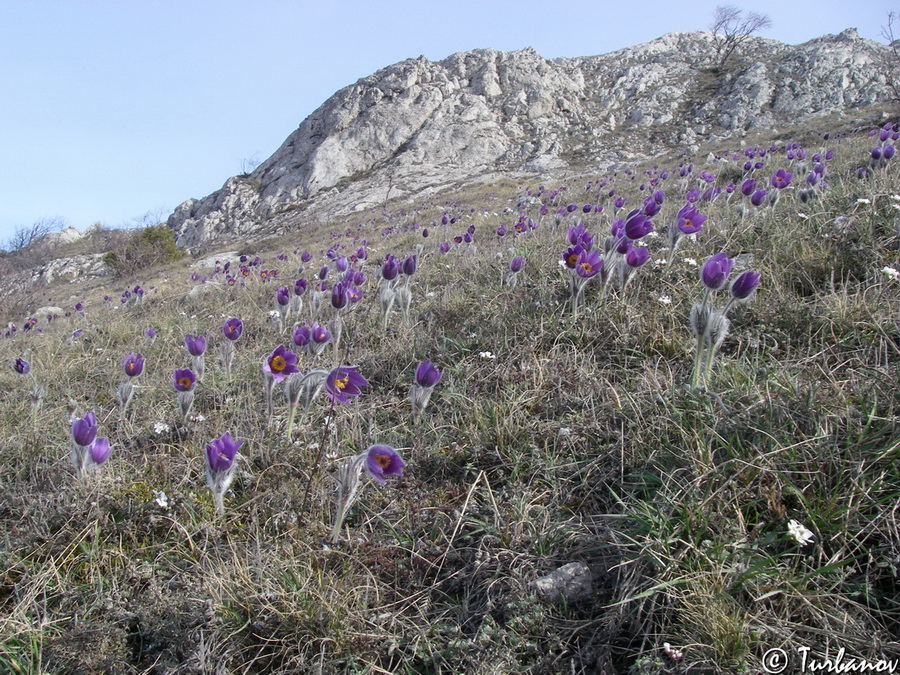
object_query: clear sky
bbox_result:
[0,0,893,246]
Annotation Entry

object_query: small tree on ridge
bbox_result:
[710,5,772,70]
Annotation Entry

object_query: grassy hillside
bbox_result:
[1,114,899,674]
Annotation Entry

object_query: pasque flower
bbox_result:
[729,269,761,300]
[123,352,144,378]
[205,432,243,516]
[325,366,368,405]
[366,445,407,483]
[415,359,442,388]
[263,345,300,383]
[701,252,734,290]
[185,334,207,356]
[72,411,98,447]
[89,437,111,465]
[13,358,30,375]
[222,318,243,341]
[173,368,197,392]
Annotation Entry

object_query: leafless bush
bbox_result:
[710,4,772,70]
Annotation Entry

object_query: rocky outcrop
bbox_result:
[168,29,894,249]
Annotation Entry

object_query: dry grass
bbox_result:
[1,118,899,674]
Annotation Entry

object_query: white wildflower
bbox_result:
[152,490,169,509]
[797,213,809,220]
[653,258,667,267]
[891,194,900,202]
[426,291,436,297]
[189,414,206,423]
[153,422,171,435]
[682,257,698,267]
[558,427,572,438]
[658,295,673,305]
[479,351,496,359]
[787,519,814,546]
[663,643,684,660]
[857,198,871,205]
[882,266,900,280]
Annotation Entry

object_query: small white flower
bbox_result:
[557,259,568,269]
[558,427,572,438]
[426,291,436,297]
[189,414,206,423]
[882,266,900,280]
[787,519,814,546]
[479,351,496,359]
[892,204,900,212]
[663,643,684,660]
[658,295,672,305]
[653,258,667,267]
[469,332,477,338]
[797,213,809,220]
[891,194,900,202]
[644,230,659,239]
[857,198,871,205]
[152,490,169,509]
[682,257,698,267]
[153,422,171,435]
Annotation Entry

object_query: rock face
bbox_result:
[168,29,893,249]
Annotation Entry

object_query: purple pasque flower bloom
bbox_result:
[123,352,144,378]
[575,248,603,279]
[701,252,735,291]
[771,168,793,189]
[676,204,707,234]
[325,366,368,405]
[300,250,312,263]
[276,286,291,306]
[402,255,417,276]
[311,323,331,345]
[222,318,243,341]
[72,412,98,447]
[263,345,300,383]
[685,189,701,203]
[415,360,442,388]
[509,256,525,273]
[292,325,311,348]
[750,189,768,206]
[206,432,243,474]
[294,278,308,296]
[331,281,348,310]
[730,269,761,300]
[740,178,757,196]
[89,437,111,465]
[625,245,650,268]
[335,256,349,273]
[439,242,451,254]
[562,245,584,270]
[185,334,207,356]
[145,327,157,342]
[365,444,406,483]
[567,223,593,249]
[13,357,30,375]
[624,213,653,240]
[382,256,400,281]
[173,368,197,392]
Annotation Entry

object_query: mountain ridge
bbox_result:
[167,28,893,250]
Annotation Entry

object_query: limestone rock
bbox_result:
[166,30,894,249]
[532,561,593,603]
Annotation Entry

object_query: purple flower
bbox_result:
[567,224,593,249]
[276,286,291,306]
[365,444,406,483]
[884,144,896,160]
[292,325,311,348]
[509,256,525,273]
[750,189,768,206]
[415,360,442,388]
[300,250,312,263]
[575,249,603,279]
[206,432,243,473]
[402,255,417,276]
[123,353,144,378]
[331,281,348,310]
[335,256,349,273]
[294,278,308,296]
[173,368,196,392]
[72,412,98,447]
[185,334,207,356]
[325,366,368,404]
[311,323,331,345]
[771,168,793,189]
[145,328,157,341]
[624,212,653,240]
[89,437,111,465]
[439,242,451,254]
[676,205,707,235]
[263,345,300,382]
[382,256,400,280]
[730,270,761,300]
[701,252,735,290]
[13,358,30,375]
[625,246,650,268]
[562,245,584,270]
[222,318,243,341]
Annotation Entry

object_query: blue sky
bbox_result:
[0,0,893,246]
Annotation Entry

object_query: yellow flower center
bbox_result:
[271,355,286,372]
[374,454,391,469]
[336,375,348,390]
[567,253,578,266]
[178,377,192,388]
[580,262,593,274]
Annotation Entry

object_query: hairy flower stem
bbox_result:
[690,289,711,389]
